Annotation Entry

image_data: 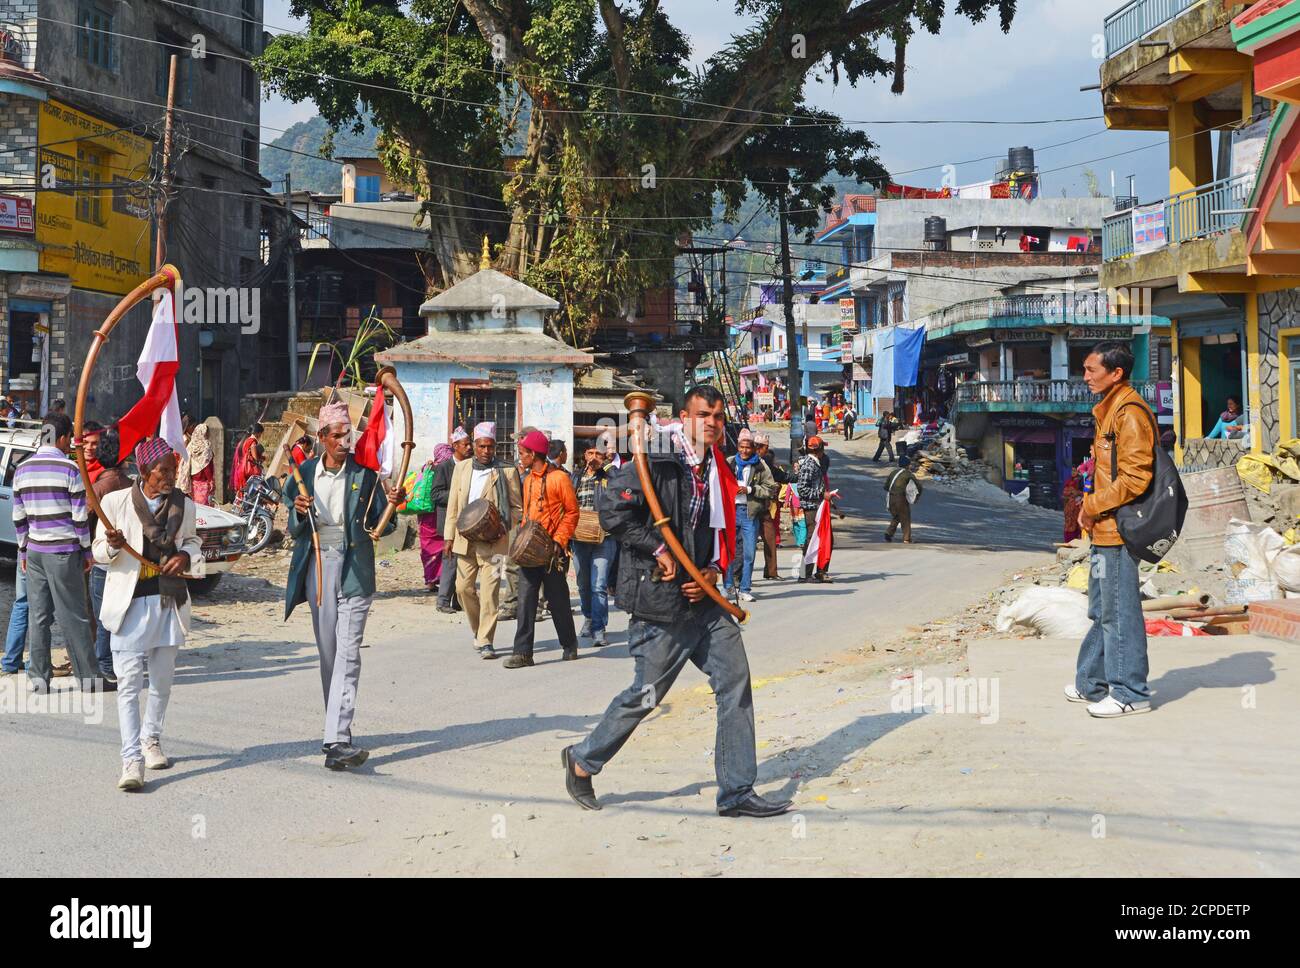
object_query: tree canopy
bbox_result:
[258,0,1017,343]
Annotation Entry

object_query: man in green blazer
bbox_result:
[283,401,402,771]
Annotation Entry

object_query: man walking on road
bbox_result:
[12,412,103,692]
[873,411,899,462]
[843,405,857,441]
[796,436,833,582]
[571,441,617,647]
[1069,342,1155,719]
[562,384,792,819]
[883,454,922,543]
[443,423,523,660]
[725,429,775,603]
[504,430,580,668]
[753,432,788,581]
[284,402,403,770]
[94,439,203,791]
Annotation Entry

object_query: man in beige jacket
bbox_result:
[443,422,523,659]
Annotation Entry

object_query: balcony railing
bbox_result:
[918,290,1110,334]
[956,378,1159,407]
[1102,171,1253,262]
[1103,0,1198,57]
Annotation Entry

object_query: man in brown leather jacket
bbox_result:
[1068,342,1155,718]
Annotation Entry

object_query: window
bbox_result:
[453,386,517,447]
[76,147,105,224]
[241,0,259,53]
[77,4,116,69]
[355,175,380,203]
[244,199,257,230]
[242,64,258,103]
[241,131,258,173]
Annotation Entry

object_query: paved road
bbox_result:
[0,434,1063,876]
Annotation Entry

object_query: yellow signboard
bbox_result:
[36,98,153,294]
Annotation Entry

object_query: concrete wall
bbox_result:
[1256,287,1300,451]
[394,360,575,464]
[873,197,1115,258]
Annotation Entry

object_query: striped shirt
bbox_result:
[13,445,92,560]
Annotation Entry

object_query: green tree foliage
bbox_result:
[258,0,1017,344]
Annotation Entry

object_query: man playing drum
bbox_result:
[443,423,523,660]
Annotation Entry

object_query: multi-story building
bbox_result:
[0,0,278,432]
[1096,0,1300,470]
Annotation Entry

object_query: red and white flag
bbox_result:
[116,287,184,462]
[353,381,393,476]
[802,497,834,571]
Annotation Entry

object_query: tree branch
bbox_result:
[598,0,631,97]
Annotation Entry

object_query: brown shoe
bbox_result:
[51,662,72,678]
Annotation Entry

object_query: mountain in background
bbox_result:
[261,115,381,193]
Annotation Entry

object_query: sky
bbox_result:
[259,0,1170,205]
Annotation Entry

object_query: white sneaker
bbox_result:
[1063,684,1091,704]
[738,592,756,603]
[117,759,145,791]
[1087,695,1152,718]
[142,736,171,770]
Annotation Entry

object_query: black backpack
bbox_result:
[1106,402,1188,563]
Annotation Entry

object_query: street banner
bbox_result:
[1132,203,1166,255]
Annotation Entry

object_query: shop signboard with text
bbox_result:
[36,99,153,294]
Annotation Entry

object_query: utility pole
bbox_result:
[778,186,802,465]
[155,54,179,271]
[284,171,299,388]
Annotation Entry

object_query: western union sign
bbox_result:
[37,99,153,294]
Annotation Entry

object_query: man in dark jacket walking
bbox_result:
[562,385,791,819]
[873,411,899,462]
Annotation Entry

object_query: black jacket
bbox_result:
[597,453,715,624]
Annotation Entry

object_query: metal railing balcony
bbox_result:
[1102,171,1253,262]
[918,290,1110,334]
[1103,0,1198,57]
[956,378,1159,407]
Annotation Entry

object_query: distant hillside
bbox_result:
[261,115,380,194]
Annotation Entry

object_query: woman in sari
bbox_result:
[1062,465,1086,543]
[188,423,215,506]
[231,423,264,501]
[418,443,455,591]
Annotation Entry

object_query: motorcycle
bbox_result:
[232,474,282,554]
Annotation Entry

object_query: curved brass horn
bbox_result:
[368,365,416,542]
[73,265,197,575]
[623,391,748,625]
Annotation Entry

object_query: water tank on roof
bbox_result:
[923,216,947,251]
[1008,146,1035,172]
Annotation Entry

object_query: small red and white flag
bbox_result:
[353,381,393,476]
[116,286,184,462]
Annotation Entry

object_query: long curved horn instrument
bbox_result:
[368,365,416,542]
[623,391,748,625]
[73,265,197,577]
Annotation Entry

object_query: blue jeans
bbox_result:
[725,505,759,593]
[1076,544,1151,705]
[88,564,114,676]
[573,603,756,810]
[572,537,616,632]
[3,566,28,673]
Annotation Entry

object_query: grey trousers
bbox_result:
[25,551,99,689]
[307,549,373,745]
[573,603,757,810]
[437,551,458,608]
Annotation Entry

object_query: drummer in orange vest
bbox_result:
[504,430,580,669]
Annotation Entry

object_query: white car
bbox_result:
[0,425,245,595]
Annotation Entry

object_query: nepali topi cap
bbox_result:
[135,436,174,471]
[473,421,496,441]
[318,401,352,429]
[450,426,469,443]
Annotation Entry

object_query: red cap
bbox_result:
[807,435,824,449]
[519,429,550,456]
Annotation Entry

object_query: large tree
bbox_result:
[258,0,1016,342]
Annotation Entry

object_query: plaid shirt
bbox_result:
[674,431,709,529]
[797,454,827,503]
